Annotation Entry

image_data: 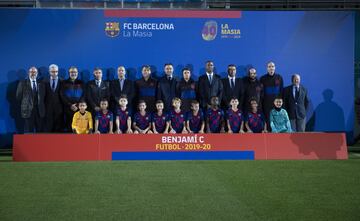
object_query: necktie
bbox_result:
[295,87,300,100]
[96,81,100,87]
[231,78,235,89]
[32,80,37,93]
[52,79,56,91]
[208,75,212,84]
[120,79,124,91]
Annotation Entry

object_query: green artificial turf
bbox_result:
[1,159,360,221]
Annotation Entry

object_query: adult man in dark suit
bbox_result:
[86,67,110,115]
[111,66,134,111]
[16,66,46,133]
[197,61,223,110]
[157,63,177,112]
[242,67,264,113]
[221,64,244,110]
[44,64,63,132]
[283,74,309,132]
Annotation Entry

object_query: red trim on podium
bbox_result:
[104,10,242,18]
[13,133,348,162]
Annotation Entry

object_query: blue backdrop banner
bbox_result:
[0,9,354,147]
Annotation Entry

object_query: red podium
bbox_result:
[13,133,348,162]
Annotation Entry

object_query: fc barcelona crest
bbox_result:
[105,22,120,37]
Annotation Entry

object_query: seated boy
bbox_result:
[133,100,152,134]
[151,100,170,134]
[168,97,188,134]
[72,100,93,134]
[94,99,113,134]
[206,96,225,133]
[186,100,204,133]
[270,97,292,133]
[226,98,244,133]
[245,98,267,133]
[116,95,133,134]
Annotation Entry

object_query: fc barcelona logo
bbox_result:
[202,20,217,41]
[105,22,120,37]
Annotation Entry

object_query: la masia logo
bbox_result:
[202,20,241,41]
[105,22,120,37]
[202,20,218,41]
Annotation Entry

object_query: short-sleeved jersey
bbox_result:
[95,110,113,133]
[186,110,204,133]
[151,112,169,133]
[246,111,266,133]
[206,108,224,133]
[169,110,186,133]
[117,108,132,132]
[226,109,243,133]
[134,111,151,130]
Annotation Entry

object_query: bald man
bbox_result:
[260,62,283,131]
[283,74,309,132]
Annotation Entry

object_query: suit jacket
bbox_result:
[44,78,63,116]
[197,74,223,109]
[111,79,134,108]
[283,84,309,120]
[157,76,177,111]
[86,80,110,112]
[16,79,46,118]
[221,77,244,109]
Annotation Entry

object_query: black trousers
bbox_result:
[45,108,64,133]
[24,106,43,133]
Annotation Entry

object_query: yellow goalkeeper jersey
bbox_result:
[72,111,93,134]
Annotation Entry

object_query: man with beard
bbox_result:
[242,67,264,113]
[260,62,283,130]
[16,66,46,133]
[60,66,85,132]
